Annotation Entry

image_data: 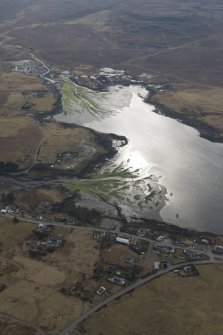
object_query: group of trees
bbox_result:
[0,162,18,172]
[1,192,18,223]
[1,191,15,204]
[62,197,102,223]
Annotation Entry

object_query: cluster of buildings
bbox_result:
[108,276,126,286]
[26,223,64,257]
[116,236,130,245]
[115,235,148,255]
[137,228,164,242]
[153,244,175,255]
[1,206,15,214]
[212,245,223,254]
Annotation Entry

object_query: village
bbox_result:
[1,203,223,299]
[0,198,223,335]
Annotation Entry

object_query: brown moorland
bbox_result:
[0,314,42,335]
[152,85,223,139]
[0,117,109,174]
[0,217,100,334]
[0,0,220,86]
[84,264,223,335]
[0,116,42,170]
[0,0,222,138]
[0,72,55,116]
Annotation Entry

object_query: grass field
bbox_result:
[45,230,99,283]
[37,122,106,173]
[15,187,63,211]
[0,217,33,253]
[1,0,222,87]
[101,244,140,268]
[154,85,223,136]
[0,72,55,115]
[60,76,104,116]
[0,217,100,334]
[0,314,41,335]
[0,0,222,138]
[84,264,223,335]
[0,116,42,170]
[0,116,108,175]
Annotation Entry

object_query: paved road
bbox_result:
[0,213,217,260]
[1,212,222,335]
[0,213,121,234]
[59,259,223,335]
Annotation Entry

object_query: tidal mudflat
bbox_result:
[56,84,223,233]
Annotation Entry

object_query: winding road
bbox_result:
[1,212,223,335]
[59,259,222,335]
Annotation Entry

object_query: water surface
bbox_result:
[56,85,223,233]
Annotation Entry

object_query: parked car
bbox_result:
[96,286,106,295]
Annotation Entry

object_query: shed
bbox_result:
[116,236,130,245]
[153,262,161,270]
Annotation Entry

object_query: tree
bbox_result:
[12,216,19,224]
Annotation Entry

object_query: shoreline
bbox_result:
[138,217,218,239]
[2,69,222,236]
[0,117,128,178]
[145,87,223,143]
[120,215,220,243]
[76,73,223,143]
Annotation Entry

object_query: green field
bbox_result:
[59,76,106,116]
[63,165,166,212]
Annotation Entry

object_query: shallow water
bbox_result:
[55,85,223,233]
